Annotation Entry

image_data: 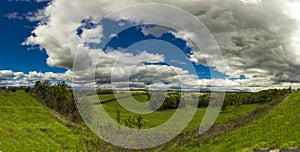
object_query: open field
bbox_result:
[96,93,263,131]
[166,92,300,152]
[0,89,297,151]
[0,91,84,151]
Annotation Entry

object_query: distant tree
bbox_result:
[221,103,227,113]
[288,86,292,92]
[148,92,185,110]
[198,93,210,108]
[148,92,165,111]
[221,96,230,113]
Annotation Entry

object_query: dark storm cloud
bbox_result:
[194,0,300,85]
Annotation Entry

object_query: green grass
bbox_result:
[186,103,263,131]
[1,90,291,151]
[98,93,134,103]
[98,94,117,102]
[95,94,263,131]
[0,91,84,151]
[172,92,300,152]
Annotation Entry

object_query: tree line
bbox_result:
[147,92,185,111]
[146,88,292,111]
[1,82,293,120]
[29,81,83,123]
[197,88,292,112]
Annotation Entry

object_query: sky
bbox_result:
[1,0,300,92]
[0,0,65,73]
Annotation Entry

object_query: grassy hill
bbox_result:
[0,90,85,151]
[169,91,300,152]
[1,89,296,151]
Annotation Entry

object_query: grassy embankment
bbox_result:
[1,90,295,151]
[0,90,86,151]
[165,92,300,152]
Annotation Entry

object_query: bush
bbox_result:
[30,81,83,123]
[148,92,185,110]
[116,110,145,129]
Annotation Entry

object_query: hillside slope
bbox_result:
[176,92,300,152]
[0,91,84,151]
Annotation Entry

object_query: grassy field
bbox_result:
[167,91,300,152]
[1,90,296,151]
[96,94,263,132]
[0,90,85,151]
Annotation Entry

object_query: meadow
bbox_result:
[0,87,298,151]
[0,90,85,151]
[96,93,263,131]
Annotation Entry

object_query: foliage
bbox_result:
[30,81,82,123]
[197,93,211,107]
[96,89,114,94]
[148,92,185,110]
[225,89,291,106]
[123,114,145,129]
[114,109,145,129]
[198,89,291,109]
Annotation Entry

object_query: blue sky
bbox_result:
[0,0,66,73]
[1,1,226,80]
[1,0,300,91]
[102,23,227,79]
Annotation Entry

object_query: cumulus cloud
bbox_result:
[23,0,217,69]
[195,0,300,84]
[22,0,300,90]
[0,70,15,80]
[0,70,70,87]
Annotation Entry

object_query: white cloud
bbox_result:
[0,70,15,80]
[24,9,47,22]
[14,72,25,80]
[80,25,103,44]
[240,0,261,5]
[21,0,300,91]
[4,12,23,20]
[0,70,71,87]
[108,33,118,39]
[23,0,216,70]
